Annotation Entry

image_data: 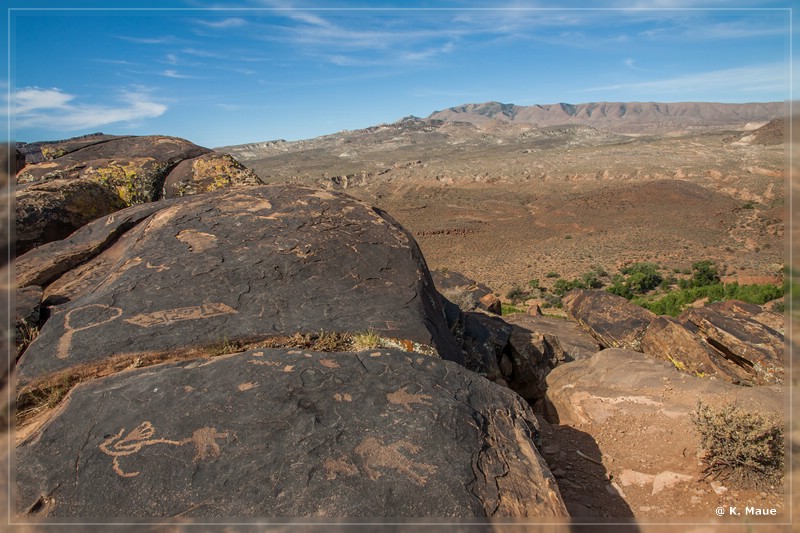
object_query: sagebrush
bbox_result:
[691,401,784,487]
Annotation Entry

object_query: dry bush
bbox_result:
[352,329,382,351]
[691,401,784,488]
[439,286,477,312]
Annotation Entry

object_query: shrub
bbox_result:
[692,260,720,287]
[545,271,560,278]
[440,286,477,312]
[528,278,540,290]
[691,401,784,487]
[505,285,529,304]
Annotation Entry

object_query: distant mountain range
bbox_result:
[427,101,784,134]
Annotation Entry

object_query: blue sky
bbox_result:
[3,1,796,147]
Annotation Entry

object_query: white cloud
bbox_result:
[196,17,247,29]
[162,69,195,79]
[15,87,74,113]
[165,53,179,64]
[13,87,167,131]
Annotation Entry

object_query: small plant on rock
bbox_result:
[352,329,382,351]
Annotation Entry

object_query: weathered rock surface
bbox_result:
[545,348,783,426]
[162,152,262,198]
[679,306,784,385]
[562,289,656,352]
[17,133,126,164]
[14,135,212,254]
[504,323,566,408]
[544,348,784,518]
[432,269,501,314]
[706,299,785,334]
[15,177,128,255]
[16,135,208,194]
[17,348,567,518]
[641,316,753,384]
[16,185,461,388]
[503,314,600,362]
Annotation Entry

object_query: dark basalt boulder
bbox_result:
[562,289,656,352]
[678,306,783,385]
[162,152,262,199]
[17,348,568,518]
[14,135,212,253]
[705,299,784,333]
[15,177,128,255]
[16,185,462,389]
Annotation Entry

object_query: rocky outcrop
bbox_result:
[679,306,784,385]
[505,323,566,409]
[544,348,783,515]
[16,184,461,389]
[14,135,212,254]
[16,348,567,518]
[562,289,656,352]
[705,299,784,333]
[432,269,501,314]
[15,177,128,255]
[641,316,755,384]
[162,152,262,199]
[504,314,601,362]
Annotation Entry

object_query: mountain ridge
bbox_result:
[428,100,784,134]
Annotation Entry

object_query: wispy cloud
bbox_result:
[580,63,787,97]
[12,87,167,130]
[196,17,248,29]
[115,35,176,45]
[161,69,199,79]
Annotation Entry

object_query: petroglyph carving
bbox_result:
[333,393,352,402]
[56,304,124,359]
[99,421,228,478]
[319,358,339,369]
[124,302,236,328]
[386,386,432,412]
[238,382,257,391]
[355,437,437,486]
[145,262,170,272]
[323,457,358,480]
[176,229,218,253]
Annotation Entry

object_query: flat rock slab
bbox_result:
[17,348,567,518]
[504,314,601,362]
[18,185,461,387]
[545,348,784,427]
[562,289,656,352]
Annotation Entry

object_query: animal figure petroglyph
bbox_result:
[386,386,432,412]
[99,421,228,478]
[355,437,437,486]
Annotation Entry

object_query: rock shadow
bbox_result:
[537,416,639,528]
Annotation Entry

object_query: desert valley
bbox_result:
[3,100,795,527]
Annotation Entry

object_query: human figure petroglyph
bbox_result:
[99,421,228,478]
[124,302,236,328]
[56,304,124,359]
[355,437,437,486]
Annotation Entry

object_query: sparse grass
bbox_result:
[691,401,784,488]
[16,320,40,358]
[501,303,525,315]
[16,374,79,426]
[352,329,382,351]
[208,336,246,357]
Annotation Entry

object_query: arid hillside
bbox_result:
[224,113,785,293]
